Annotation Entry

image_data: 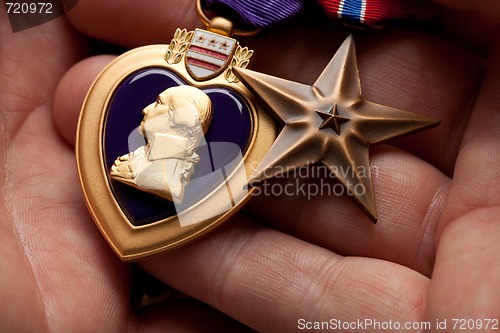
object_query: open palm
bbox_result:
[2,1,500,332]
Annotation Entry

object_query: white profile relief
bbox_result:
[109,85,213,203]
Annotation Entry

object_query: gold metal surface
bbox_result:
[208,16,234,37]
[77,43,276,261]
[225,46,253,83]
[195,0,261,37]
[234,35,440,222]
[165,29,194,65]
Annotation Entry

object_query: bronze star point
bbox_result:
[233,35,440,222]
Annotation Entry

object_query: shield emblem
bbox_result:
[77,29,276,261]
[185,29,237,81]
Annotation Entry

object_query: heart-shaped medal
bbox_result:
[77,24,276,261]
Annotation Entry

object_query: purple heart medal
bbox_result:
[77,7,278,261]
[77,0,439,261]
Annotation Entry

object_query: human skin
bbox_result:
[1,0,500,332]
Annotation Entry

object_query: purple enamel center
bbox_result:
[104,68,252,226]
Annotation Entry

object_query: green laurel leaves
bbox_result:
[225,46,254,83]
[165,29,194,65]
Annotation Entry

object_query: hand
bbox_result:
[2,1,500,332]
[0,2,249,331]
[433,0,500,18]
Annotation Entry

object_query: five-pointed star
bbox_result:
[317,104,350,134]
[208,38,217,47]
[219,41,230,51]
[233,35,439,222]
[196,34,206,43]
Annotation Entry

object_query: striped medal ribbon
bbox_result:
[204,0,440,27]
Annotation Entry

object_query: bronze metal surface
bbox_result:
[234,35,440,222]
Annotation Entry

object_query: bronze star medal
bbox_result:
[234,35,439,222]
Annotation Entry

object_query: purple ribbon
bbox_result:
[205,0,305,28]
[204,0,441,28]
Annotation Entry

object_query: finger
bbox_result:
[426,31,500,322]
[441,34,500,223]
[0,190,46,330]
[427,209,500,324]
[247,29,484,276]
[429,10,499,57]
[0,11,135,331]
[355,29,484,175]
[246,145,449,276]
[0,9,86,139]
[53,55,116,146]
[0,14,45,331]
[6,99,132,331]
[135,299,256,332]
[432,0,500,19]
[66,0,487,171]
[66,0,203,48]
[66,1,354,80]
[58,24,485,173]
[141,217,429,333]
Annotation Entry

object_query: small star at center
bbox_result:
[316,104,350,135]
[208,38,218,47]
[196,34,206,43]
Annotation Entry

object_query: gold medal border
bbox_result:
[77,45,276,262]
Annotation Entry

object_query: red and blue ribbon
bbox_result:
[318,0,439,25]
[204,0,439,28]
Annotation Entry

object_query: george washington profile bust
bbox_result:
[109,85,213,203]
